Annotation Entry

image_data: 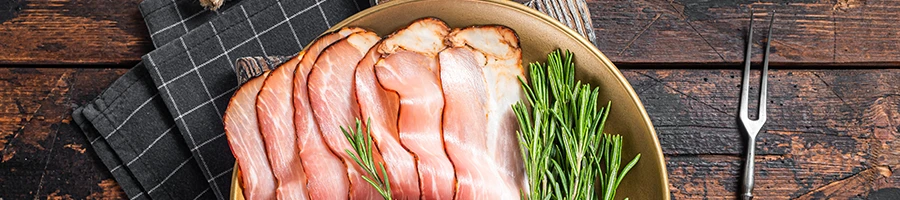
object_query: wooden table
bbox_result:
[2,0,898,199]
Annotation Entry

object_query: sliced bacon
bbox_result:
[374,18,456,200]
[293,27,366,200]
[308,31,384,200]
[258,54,309,199]
[224,71,276,200]
[449,26,527,192]
[355,40,422,199]
[229,21,528,200]
[440,26,526,199]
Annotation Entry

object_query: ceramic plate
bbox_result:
[231,0,669,199]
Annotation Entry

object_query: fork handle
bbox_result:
[741,136,757,200]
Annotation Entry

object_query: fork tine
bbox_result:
[758,11,775,123]
[739,9,754,121]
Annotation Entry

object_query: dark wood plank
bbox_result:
[0,68,128,199]
[621,69,900,199]
[3,0,900,66]
[1,67,896,198]
[588,0,900,66]
[0,0,151,65]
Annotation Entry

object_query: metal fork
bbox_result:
[739,9,774,200]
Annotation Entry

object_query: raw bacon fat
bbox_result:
[440,26,525,200]
[308,31,384,200]
[224,71,276,200]
[375,18,456,200]
[257,54,309,200]
[293,27,365,200]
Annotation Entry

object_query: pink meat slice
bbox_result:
[355,41,421,199]
[308,31,383,200]
[293,27,365,200]
[224,72,276,200]
[448,26,527,192]
[257,55,309,199]
[439,26,526,199]
[374,18,456,200]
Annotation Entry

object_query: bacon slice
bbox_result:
[452,26,527,192]
[293,27,366,200]
[308,31,384,200]
[224,71,276,200]
[374,18,456,199]
[355,40,423,199]
[440,26,526,199]
[257,54,309,199]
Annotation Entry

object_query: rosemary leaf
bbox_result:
[515,49,640,200]
[343,118,392,200]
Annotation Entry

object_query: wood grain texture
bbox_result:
[622,69,900,199]
[3,0,900,65]
[0,0,152,65]
[0,68,128,199]
[1,68,897,198]
[587,0,900,66]
[524,0,598,46]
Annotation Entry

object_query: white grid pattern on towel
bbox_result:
[210,21,237,75]
[316,0,331,27]
[153,0,324,90]
[151,54,225,200]
[102,94,159,139]
[241,5,270,57]
[108,125,177,173]
[147,157,194,194]
[139,0,360,199]
[128,191,145,200]
[126,125,177,166]
[150,11,204,36]
[144,0,352,199]
[180,37,225,119]
[277,0,304,49]
[192,188,210,200]
[171,0,190,33]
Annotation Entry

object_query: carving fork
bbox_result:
[739,9,774,200]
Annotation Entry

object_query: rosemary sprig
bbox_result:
[343,118,392,200]
[599,134,641,200]
[515,50,640,200]
[514,49,556,200]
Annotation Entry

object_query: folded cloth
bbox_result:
[76,66,213,200]
[73,107,152,200]
[73,0,236,198]
[72,0,367,199]
[141,0,237,48]
[141,0,364,198]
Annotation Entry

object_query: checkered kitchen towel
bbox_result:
[72,0,367,199]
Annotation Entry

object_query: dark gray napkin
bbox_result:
[76,66,213,200]
[141,0,364,198]
[73,0,222,198]
[72,0,367,199]
[73,0,234,199]
[141,0,237,48]
[73,106,153,200]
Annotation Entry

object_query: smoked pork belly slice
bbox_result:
[224,72,276,200]
[374,18,456,199]
[449,26,527,191]
[293,27,365,200]
[355,41,421,199]
[257,54,309,199]
[440,26,526,199]
[308,31,384,200]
